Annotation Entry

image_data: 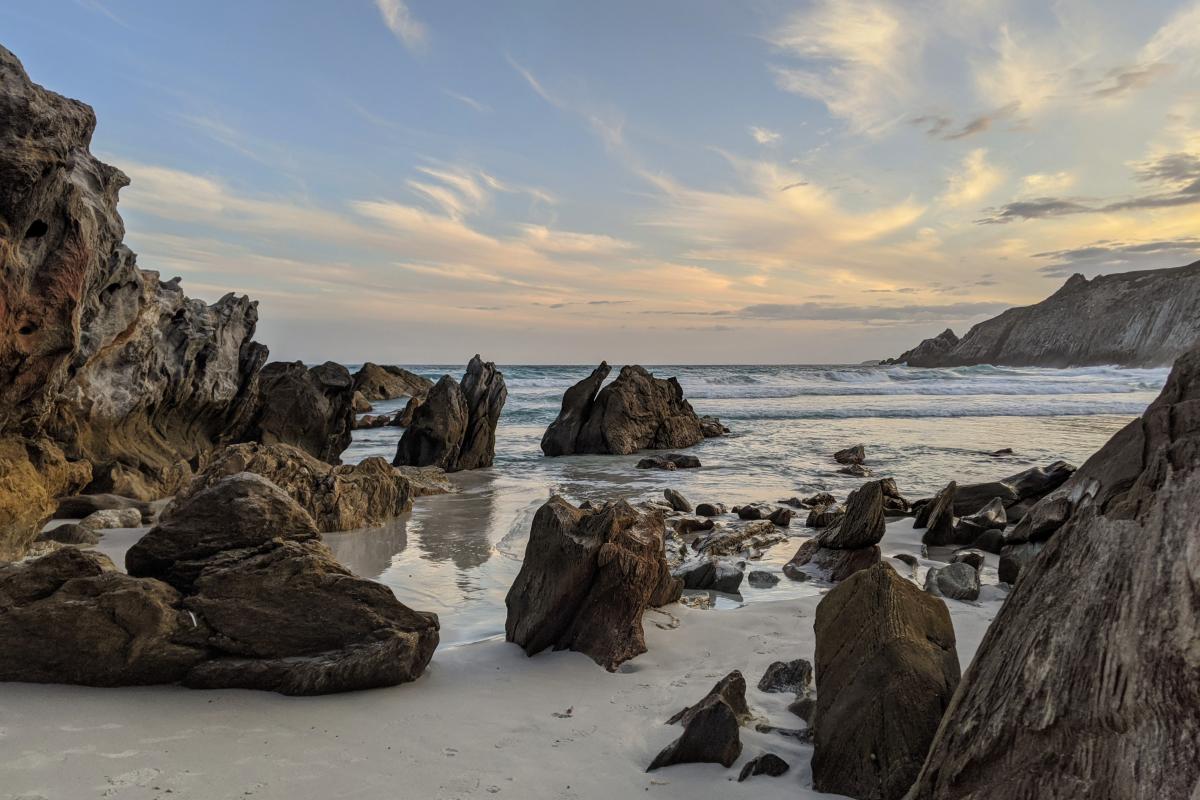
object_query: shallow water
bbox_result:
[329,363,1166,644]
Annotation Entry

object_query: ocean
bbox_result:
[328,363,1167,644]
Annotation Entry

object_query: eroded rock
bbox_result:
[394,356,506,472]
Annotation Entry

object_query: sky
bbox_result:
[3,0,1200,364]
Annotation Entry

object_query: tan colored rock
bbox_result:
[0,437,90,560]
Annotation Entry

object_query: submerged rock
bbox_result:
[504,496,681,671]
[834,444,866,465]
[394,356,507,472]
[541,363,721,456]
[663,488,692,513]
[813,563,960,800]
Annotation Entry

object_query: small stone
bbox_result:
[737,753,790,782]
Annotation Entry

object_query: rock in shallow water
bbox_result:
[394,356,507,472]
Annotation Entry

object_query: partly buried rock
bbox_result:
[636,454,703,470]
[839,463,873,477]
[905,344,1200,800]
[541,362,722,456]
[738,753,790,782]
[673,558,743,594]
[834,444,866,465]
[953,497,1006,545]
[246,361,356,464]
[79,507,142,530]
[693,520,787,559]
[813,563,960,800]
[394,356,507,472]
[168,442,422,533]
[924,562,981,601]
[767,507,793,527]
[758,658,813,694]
[54,493,151,521]
[699,415,729,438]
[786,482,886,581]
[505,496,681,671]
[917,481,957,546]
[785,540,880,582]
[746,570,779,588]
[351,363,432,402]
[650,671,749,771]
[38,523,99,545]
[695,502,725,517]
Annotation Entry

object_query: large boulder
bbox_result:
[169,442,418,533]
[245,361,355,464]
[814,563,960,800]
[504,496,681,671]
[351,363,432,402]
[540,363,720,456]
[394,355,506,472]
[0,437,91,559]
[905,345,1200,800]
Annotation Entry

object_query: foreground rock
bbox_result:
[505,496,681,670]
[394,356,506,472]
[168,443,425,532]
[540,362,724,456]
[906,344,1200,800]
[351,363,432,402]
[886,261,1200,368]
[814,563,960,800]
[649,671,748,770]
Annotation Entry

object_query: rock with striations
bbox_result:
[917,481,957,546]
[887,263,1200,368]
[541,363,721,456]
[168,442,427,533]
[351,363,432,402]
[905,343,1200,800]
[504,496,681,671]
[0,438,91,560]
[394,356,506,472]
[246,361,356,465]
[816,481,886,549]
[785,539,881,583]
[813,563,960,800]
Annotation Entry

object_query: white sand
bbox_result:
[0,520,1003,800]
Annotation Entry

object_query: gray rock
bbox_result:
[351,363,432,402]
[746,570,779,588]
[673,559,743,594]
[38,523,99,545]
[817,481,886,549]
[998,542,1043,584]
[757,658,813,694]
[951,551,985,571]
[924,562,981,601]
[79,508,142,530]
[663,488,692,513]
[54,494,151,522]
[766,507,793,527]
[248,361,356,464]
[738,753,790,781]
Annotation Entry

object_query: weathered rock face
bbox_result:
[905,345,1200,800]
[169,443,418,532]
[814,563,960,800]
[0,437,91,560]
[504,496,681,671]
[889,262,1200,368]
[351,363,432,402]
[394,356,506,472]
[885,329,959,367]
[245,361,355,464]
[916,481,957,546]
[541,363,721,456]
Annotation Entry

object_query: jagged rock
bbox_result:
[351,363,432,402]
[168,443,422,533]
[834,444,866,465]
[695,502,725,517]
[693,521,786,558]
[879,478,911,515]
[389,394,422,428]
[816,481,886,549]
[784,539,880,582]
[758,659,813,694]
[54,493,151,522]
[766,507,793,527]
[79,507,142,530]
[667,670,753,726]
[918,482,957,546]
[952,496,1006,545]
[0,437,91,559]
[699,415,729,437]
[663,489,692,513]
[673,558,743,594]
[541,363,714,456]
[0,548,209,686]
[247,361,355,464]
[648,693,742,771]
[738,753,790,781]
[805,504,844,529]
[813,563,960,800]
[887,328,960,367]
[394,356,506,473]
[952,480,1019,516]
[504,496,681,671]
[887,263,1200,368]
[924,562,981,601]
[952,461,1076,518]
[38,523,99,545]
[746,570,779,588]
[905,344,1200,800]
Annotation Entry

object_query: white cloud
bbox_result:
[1021,171,1075,194]
[444,89,490,113]
[940,148,1005,208]
[749,126,782,145]
[375,0,428,52]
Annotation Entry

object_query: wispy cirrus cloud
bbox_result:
[375,0,428,52]
[749,126,781,145]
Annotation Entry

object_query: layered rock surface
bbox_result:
[540,363,722,456]
[888,262,1200,367]
[906,344,1200,800]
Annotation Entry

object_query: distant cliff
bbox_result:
[887,261,1200,368]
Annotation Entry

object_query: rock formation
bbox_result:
[649,671,748,770]
[785,481,886,581]
[393,355,506,472]
[168,442,423,532]
[351,363,432,402]
[887,262,1200,367]
[905,344,1200,800]
[813,563,960,800]
[540,363,723,456]
[245,361,356,464]
[504,496,681,671]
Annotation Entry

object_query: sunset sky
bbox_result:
[5,0,1199,363]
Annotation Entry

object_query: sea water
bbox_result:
[327,363,1167,644]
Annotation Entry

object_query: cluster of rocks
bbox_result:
[833,443,873,477]
[540,363,725,456]
[0,473,439,694]
[349,363,434,430]
[393,355,507,473]
[504,496,681,671]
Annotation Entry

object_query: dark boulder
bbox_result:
[816,481,886,549]
[636,456,676,471]
[53,494,151,522]
[813,563,960,800]
[663,488,692,513]
[758,658,813,695]
[736,505,763,521]
[38,522,99,545]
[667,670,752,727]
[924,562,981,601]
[805,491,837,507]
[918,482,957,546]
[394,356,506,472]
[673,559,743,594]
[805,504,844,528]
[834,444,866,465]
[699,415,730,438]
[647,693,742,771]
[887,328,959,367]
[839,463,873,477]
[746,570,779,588]
[767,507,793,527]
[951,551,985,571]
[504,497,681,671]
[737,753,790,782]
[695,502,725,517]
[664,453,702,469]
[540,362,611,457]
[351,363,432,402]
[247,361,355,464]
[998,542,1042,584]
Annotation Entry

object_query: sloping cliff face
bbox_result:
[891,262,1200,367]
[0,45,267,552]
